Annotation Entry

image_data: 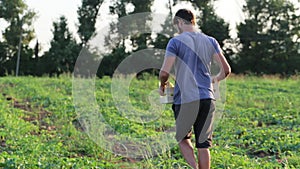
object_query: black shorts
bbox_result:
[172,99,215,148]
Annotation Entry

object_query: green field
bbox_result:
[0,75,299,168]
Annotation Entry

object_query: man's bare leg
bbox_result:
[179,139,198,169]
[197,148,210,169]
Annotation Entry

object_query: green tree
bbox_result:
[0,0,36,75]
[107,0,154,51]
[0,0,26,20]
[0,42,8,75]
[151,0,174,67]
[77,0,103,46]
[42,16,79,77]
[97,0,129,77]
[236,0,300,75]
[129,0,154,52]
[98,0,154,77]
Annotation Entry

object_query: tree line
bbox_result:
[0,0,299,77]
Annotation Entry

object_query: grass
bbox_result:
[0,75,299,168]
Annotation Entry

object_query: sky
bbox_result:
[0,0,299,52]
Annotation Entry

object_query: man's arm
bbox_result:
[159,57,176,95]
[212,52,231,83]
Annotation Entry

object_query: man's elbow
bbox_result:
[224,66,231,78]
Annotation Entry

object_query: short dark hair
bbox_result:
[173,9,196,26]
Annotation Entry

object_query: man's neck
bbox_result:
[182,25,195,33]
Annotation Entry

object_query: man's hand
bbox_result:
[159,85,165,96]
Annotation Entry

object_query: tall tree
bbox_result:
[128,0,154,52]
[0,42,8,75]
[0,0,26,20]
[151,0,174,61]
[106,0,154,51]
[42,16,79,77]
[236,0,300,75]
[0,0,36,75]
[77,0,103,46]
[97,0,130,77]
[98,0,154,77]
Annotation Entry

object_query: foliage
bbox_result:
[77,0,103,46]
[0,75,299,168]
[42,16,81,77]
[236,0,300,75]
[99,0,155,77]
[0,0,27,20]
[0,0,300,77]
[0,0,36,76]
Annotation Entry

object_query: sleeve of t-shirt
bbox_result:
[165,38,177,58]
[208,37,222,54]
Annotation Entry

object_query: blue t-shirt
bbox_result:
[165,32,221,104]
